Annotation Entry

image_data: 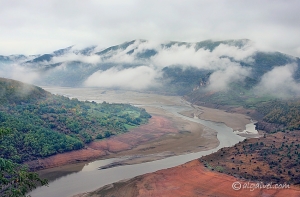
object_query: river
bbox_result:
[29,87,249,197]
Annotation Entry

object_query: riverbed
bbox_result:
[29,87,251,197]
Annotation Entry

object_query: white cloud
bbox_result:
[207,63,251,91]
[84,66,159,89]
[52,53,101,64]
[213,43,256,62]
[1,0,300,57]
[130,40,161,55]
[49,40,258,91]
[104,50,135,64]
[254,64,300,98]
[99,40,143,63]
[151,42,256,70]
[0,64,40,84]
[152,44,210,68]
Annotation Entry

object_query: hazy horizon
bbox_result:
[1,0,300,57]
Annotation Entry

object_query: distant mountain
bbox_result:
[1,39,299,100]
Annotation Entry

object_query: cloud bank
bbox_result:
[254,64,300,98]
[0,64,39,84]
[84,66,158,90]
[207,64,251,91]
[1,39,299,98]
[151,42,256,70]
[1,0,300,57]
[52,54,101,64]
[80,40,256,91]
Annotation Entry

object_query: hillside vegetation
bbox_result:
[256,100,300,131]
[201,131,300,184]
[0,78,151,163]
[0,128,48,197]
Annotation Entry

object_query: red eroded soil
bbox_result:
[136,160,300,197]
[26,116,177,170]
[25,148,106,170]
[89,116,177,152]
[89,160,300,197]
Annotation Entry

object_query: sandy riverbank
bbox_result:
[180,105,252,131]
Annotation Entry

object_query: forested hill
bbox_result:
[0,78,151,163]
[0,77,50,104]
[255,100,300,132]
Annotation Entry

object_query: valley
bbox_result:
[2,0,300,196]
[28,87,250,197]
[55,89,300,197]
[33,87,232,172]
[32,88,300,197]
[1,39,300,197]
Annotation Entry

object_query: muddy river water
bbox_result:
[29,87,253,197]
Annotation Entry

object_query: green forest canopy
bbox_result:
[0,128,48,197]
[0,78,151,164]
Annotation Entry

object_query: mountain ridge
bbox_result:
[1,39,299,102]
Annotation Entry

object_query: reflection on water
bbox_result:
[29,87,253,197]
[38,158,125,182]
[38,163,86,182]
[81,158,120,172]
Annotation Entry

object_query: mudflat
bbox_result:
[103,105,219,162]
[180,105,252,131]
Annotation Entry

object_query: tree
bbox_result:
[0,128,48,197]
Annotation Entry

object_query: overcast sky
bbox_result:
[1,0,300,56]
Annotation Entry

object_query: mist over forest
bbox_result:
[1,39,300,100]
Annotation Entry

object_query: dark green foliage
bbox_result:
[104,131,111,138]
[161,66,211,95]
[0,158,48,197]
[96,134,103,139]
[0,78,151,163]
[201,132,300,184]
[0,128,48,197]
[257,100,300,130]
[186,77,270,108]
[252,52,293,74]
[0,78,49,105]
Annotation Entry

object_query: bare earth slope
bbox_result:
[75,160,300,197]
